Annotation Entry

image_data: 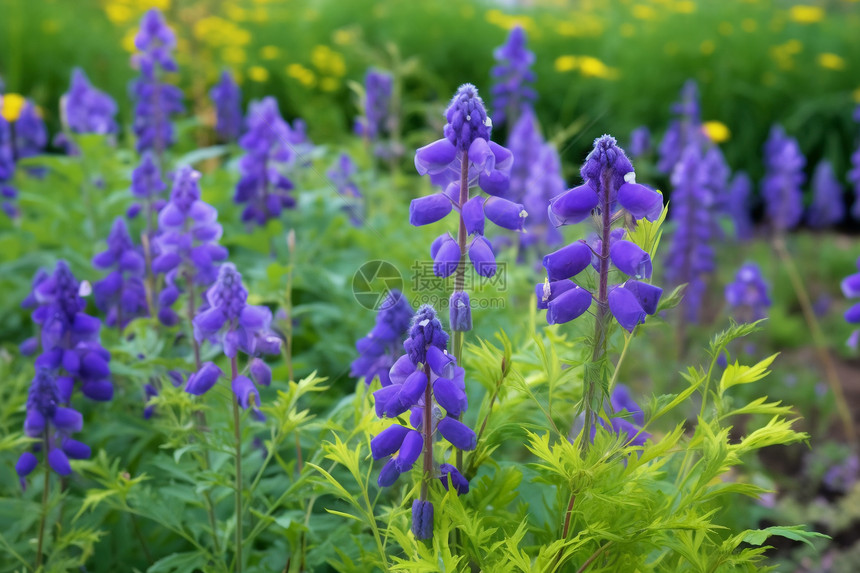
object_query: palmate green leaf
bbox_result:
[626,199,667,259]
[718,353,778,393]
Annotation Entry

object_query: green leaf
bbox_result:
[719,353,778,392]
[740,525,829,548]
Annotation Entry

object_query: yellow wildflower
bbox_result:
[0,93,27,122]
[248,66,269,82]
[484,9,536,32]
[741,18,758,32]
[817,53,845,70]
[578,56,618,79]
[632,4,657,20]
[320,77,340,92]
[673,1,696,14]
[260,46,281,60]
[287,64,317,88]
[105,3,133,24]
[702,121,730,144]
[788,5,824,24]
[311,45,346,77]
[42,20,60,34]
[554,55,578,73]
[222,46,248,65]
[122,28,137,53]
[333,28,358,46]
[700,40,715,55]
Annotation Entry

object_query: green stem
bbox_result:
[772,236,856,444]
[231,356,243,573]
[36,431,50,570]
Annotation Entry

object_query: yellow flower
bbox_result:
[673,1,696,14]
[260,45,281,60]
[700,40,715,55]
[579,56,618,79]
[248,66,269,82]
[632,4,657,20]
[311,45,346,77]
[222,46,247,65]
[484,9,536,32]
[105,3,133,24]
[788,5,824,24]
[333,28,358,46]
[554,55,578,72]
[817,53,845,70]
[853,87,860,103]
[702,121,730,144]
[287,64,317,88]
[122,28,137,53]
[42,19,60,34]
[0,93,27,122]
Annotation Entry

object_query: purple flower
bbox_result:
[762,125,805,232]
[92,217,149,328]
[16,369,90,489]
[449,291,472,332]
[842,256,860,350]
[728,172,754,241]
[628,126,651,158]
[411,499,434,540]
[539,135,663,332]
[350,289,413,385]
[520,142,565,252]
[850,106,860,221]
[725,263,771,323]
[327,153,363,226]
[210,70,243,141]
[490,25,536,129]
[806,160,844,228]
[25,261,113,401]
[62,68,118,137]
[591,385,650,447]
[153,166,228,325]
[506,107,543,204]
[130,8,184,154]
[12,101,47,160]
[657,80,704,173]
[356,68,394,145]
[0,97,16,217]
[235,97,296,225]
[664,145,716,323]
[412,84,520,278]
[371,305,473,504]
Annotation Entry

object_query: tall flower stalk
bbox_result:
[540,135,663,448]
[490,25,536,130]
[850,105,860,221]
[371,305,474,540]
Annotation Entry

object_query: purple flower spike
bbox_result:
[328,153,364,226]
[728,172,754,241]
[807,160,844,228]
[445,84,491,152]
[13,101,47,160]
[851,106,860,222]
[490,25,536,128]
[131,9,183,154]
[61,68,118,140]
[726,263,772,324]
[658,80,704,173]
[629,126,651,158]
[762,125,805,233]
[210,70,243,141]
[351,290,413,386]
[92,217,149,328]
[17,369,90,487]
[235,97,297,225]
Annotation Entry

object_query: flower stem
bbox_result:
[231,356,244,573]
[772,236,856,444]
[36,430,50,570]
[452,151,470,471]
[420,361,433,501]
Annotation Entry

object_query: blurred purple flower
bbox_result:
[92,217,149,328]
[807,160,844,228]
[725,263,771,323]
[210,70,243,141]
[762,125,805,232]
[351,289,413,385]
[658,80,704,173]
[490,25,536,129]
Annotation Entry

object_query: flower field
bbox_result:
[1,0,860,571]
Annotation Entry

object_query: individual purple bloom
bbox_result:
[806,160,844,228]
[762,125,805,233]
[664,145,716,323]
[92,217,149,328]
[628,126,651,159]
[350,289,413,385]
[0,100,16,217]
[327,153,363,226]
[210,70,243,141]
[726,263,771,323]
[130,8,184,154]
[728,171,754,241]
[610,384,644,427]
[842,256,860,349]
[12,101,47,160]
[490,25,536,129]
[657,80,704,173]
[590,385,650,447]
[540,136,664,331]
[235,97,296,225]
[61,68,119,137]
[153,166,228,325]
[439,463,469,494]
[358,68,394,143]
[823,454,859,494]
[411,499,434,540]
[25,261,113,402]
[449,291,472,332]
[16,369,90,489]
[412,84,521,279]
[371,305,473,540]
